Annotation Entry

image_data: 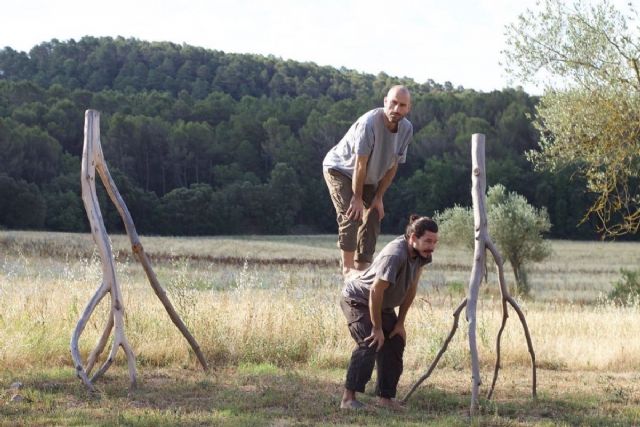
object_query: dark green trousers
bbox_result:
[340,296,405,398]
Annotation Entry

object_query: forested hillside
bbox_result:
[0,36,599,237]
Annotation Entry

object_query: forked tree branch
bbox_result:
[402,299,467,403]
[485,238,537,400]
[71,109,208,392]
[403,134,536,415]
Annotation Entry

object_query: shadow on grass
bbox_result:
[1,366,638,426]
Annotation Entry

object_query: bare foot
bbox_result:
[376,397,406,411]
[340,399,366,409]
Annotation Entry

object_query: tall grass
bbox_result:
[2,230,640,377]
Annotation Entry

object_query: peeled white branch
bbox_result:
[70,282,109,391]
[86,312,114,375]
[71,109,208,391]
[404,134,536,415]
[466,133,488,414]
[485,238,537,400]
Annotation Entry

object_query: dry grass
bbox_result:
[1,230,640,371]
[1,230,640,425]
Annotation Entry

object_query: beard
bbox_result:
[388,112,402,122]
[412,244,432,262]
[417,251,432,262]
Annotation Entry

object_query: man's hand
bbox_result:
[368,279,389,352]
[346,195,365,221]
[389,322,406,343]
[365,327,385,352]
[370,196,385,220]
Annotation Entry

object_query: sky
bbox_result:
[0,0,615,94]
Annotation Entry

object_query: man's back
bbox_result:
[342,235,429,309]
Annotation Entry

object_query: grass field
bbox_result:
[1,230,640,426]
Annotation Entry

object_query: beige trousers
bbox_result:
[324,169,380,263]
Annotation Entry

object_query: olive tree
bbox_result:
[435,204,475,251]
[503,0,640,236]
[436,185,552,295]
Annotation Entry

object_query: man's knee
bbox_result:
[337,215,361,252]
[356,221,379,263]
[386,334,406,357]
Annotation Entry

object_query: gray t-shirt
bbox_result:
[322,108,413,185]
[342,236,431,309]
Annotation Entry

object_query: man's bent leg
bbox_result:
[355,209,380,268]
[375,310,405,400]
[375,334,405,399]
[340,298,377,406]
[341,250,357,277]
[345,344,377,394]
[356,184,380,268]
[324,170,361,274]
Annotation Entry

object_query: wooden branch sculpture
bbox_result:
[71,109,208,392]
[403,134,536,415]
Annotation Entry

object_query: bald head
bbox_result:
[387,85,411,101]
[383,85,411,127]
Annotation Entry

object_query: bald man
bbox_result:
[323,86,413,277]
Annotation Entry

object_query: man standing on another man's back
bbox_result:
[323,85,413,277]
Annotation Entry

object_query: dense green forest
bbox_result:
[0,36,604,238]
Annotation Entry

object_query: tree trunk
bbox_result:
[467,133,487,415]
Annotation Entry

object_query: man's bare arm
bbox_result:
[391,268,423,342]
[366,278,389,351]
[375,161,398,201]
[397,268,421,324]
[370,162,398,220]
[346,154,369,221]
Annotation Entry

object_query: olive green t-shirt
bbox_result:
[342,236,431,309]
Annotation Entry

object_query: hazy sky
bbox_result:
[0,1,627,94]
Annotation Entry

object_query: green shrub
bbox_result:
[435,184,552,296]
[608,269,640,306]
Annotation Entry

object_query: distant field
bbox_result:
[1,230,640,425]
[2,230,638,300]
